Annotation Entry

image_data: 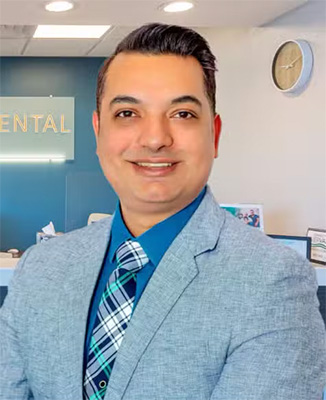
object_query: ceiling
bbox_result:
[0,0,310,57]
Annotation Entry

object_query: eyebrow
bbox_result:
[109,94,202,109]
[109,96,140,107]
[171,95,202,108]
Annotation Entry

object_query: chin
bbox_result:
[138,192,175,204]
[133,185,177,205]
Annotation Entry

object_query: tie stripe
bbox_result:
[99,270,136,306]
[83,240,149,400]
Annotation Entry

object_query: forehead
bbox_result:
[103,52,207,100]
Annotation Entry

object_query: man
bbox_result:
[1,23,325,400]
[248,209,260,228]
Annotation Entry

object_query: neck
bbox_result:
[119,187,206,237]
[120,205,183,237]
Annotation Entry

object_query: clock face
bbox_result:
[272,41,303,91]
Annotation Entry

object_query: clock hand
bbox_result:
[280,55,302,69]
[288,55,302,67]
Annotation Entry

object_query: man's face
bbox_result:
[93,53,221,217]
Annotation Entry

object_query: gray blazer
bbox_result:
[1,188,325,400]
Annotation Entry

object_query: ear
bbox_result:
[213,114,222,158]
[92,111,100,154]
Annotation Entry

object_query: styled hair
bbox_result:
[96,23,217,115]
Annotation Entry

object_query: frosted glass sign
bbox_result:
[0,97,74,160]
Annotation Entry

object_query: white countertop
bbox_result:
[0,257,19,269]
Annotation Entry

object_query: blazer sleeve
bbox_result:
[0,248,35,400]
[209,258,326,400]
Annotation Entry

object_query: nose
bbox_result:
[137,115,173,152]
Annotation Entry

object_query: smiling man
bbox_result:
[0,23,325,400]
[93,51,220,236]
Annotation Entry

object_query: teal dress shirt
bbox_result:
[84,187,206,368]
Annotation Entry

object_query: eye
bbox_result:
[115,110,137,118]
[173,111,196,119]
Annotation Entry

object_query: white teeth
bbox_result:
[136,162,173,167]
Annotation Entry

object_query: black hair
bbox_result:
[96,23,217,115]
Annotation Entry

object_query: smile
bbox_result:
[131,161,178,177]
[135,162,173,167]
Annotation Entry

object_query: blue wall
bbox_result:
[0,57,118,251]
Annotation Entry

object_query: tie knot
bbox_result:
[115,239,149,274]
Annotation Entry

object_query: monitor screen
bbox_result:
[269,235,311,260]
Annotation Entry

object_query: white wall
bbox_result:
[264,0,326,28]
[198,26,325,235]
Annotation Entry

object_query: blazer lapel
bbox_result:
[105,243,198,400]
[56,217,112,399]
[105,187,225,400]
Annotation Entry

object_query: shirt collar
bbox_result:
[108,205,133,263]
[109,187,206,265]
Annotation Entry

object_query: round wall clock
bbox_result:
[271,39,313,94]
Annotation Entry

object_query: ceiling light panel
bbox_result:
[33,25,111,39]
[45,1,74,12]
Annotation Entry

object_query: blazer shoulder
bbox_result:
[34,215,112,253]
[12,216,113,286]
[216,211,316,286]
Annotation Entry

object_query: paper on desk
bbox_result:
[42,221,56,235]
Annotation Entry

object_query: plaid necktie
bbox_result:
[83,239,149,400]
